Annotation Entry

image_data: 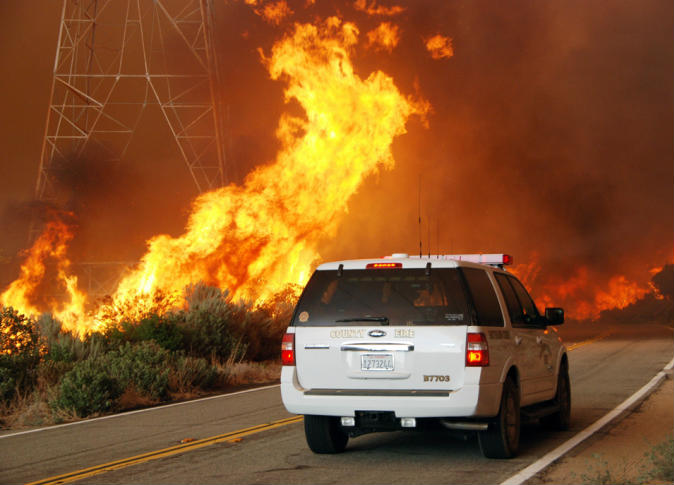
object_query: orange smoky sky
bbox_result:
[0,0,672,318]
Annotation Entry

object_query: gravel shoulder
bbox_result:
[527,371,673,485]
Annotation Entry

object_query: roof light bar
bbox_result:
[407,254,513,266]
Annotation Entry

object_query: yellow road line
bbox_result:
[567,330,613,351]
[26,415,304,485]
[27,331,615,484]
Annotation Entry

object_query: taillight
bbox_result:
[366,262,402,269]
[281,332,295,366]
[466,332,489,366]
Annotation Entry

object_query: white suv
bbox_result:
[280,254,570,458]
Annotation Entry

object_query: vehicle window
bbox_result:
[292,268,474,326]
[460,268,504,327]
[494,273,525,326]
[507,276,541,324]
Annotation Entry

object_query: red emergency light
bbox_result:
[366,262,403,269]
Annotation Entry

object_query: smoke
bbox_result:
[213,0,673,312]
[1,0,671,317]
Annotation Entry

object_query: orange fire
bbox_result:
[366,22,400,52]
[353,0,405,16]
[1,18,427,335]
[511,259,652,320]
[0,218,87,334]
[425,34,454,60]
[252,0,294,25]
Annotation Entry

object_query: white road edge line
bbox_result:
[500,356,674,485]
[0,384,281,440]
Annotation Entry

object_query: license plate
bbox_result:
[361,353,394,371]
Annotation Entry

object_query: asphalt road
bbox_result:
[1,323,672,485]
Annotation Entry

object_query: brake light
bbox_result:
[281,332,295,366]
[466,333,489,366]
[366,262,402,269]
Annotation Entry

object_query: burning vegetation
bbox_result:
[2,16,427,336]
[1,0,672,338]
[0,0,672,426]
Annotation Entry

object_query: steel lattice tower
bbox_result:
[36,0,228,205]
[32,0,229,296]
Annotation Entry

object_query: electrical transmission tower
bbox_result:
[33,0,229,296]
[36,0,228,205]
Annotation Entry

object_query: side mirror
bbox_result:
[545,307,564,325]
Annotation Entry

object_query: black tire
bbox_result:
[304,415,348,454]
[542,362,571,431]
[479,377,520,459]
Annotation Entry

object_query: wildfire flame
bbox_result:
[0,217,86,334]
[425,34,454,60]
[353,0,405,17]
[366,22,401,52]
[511,258,653,320]
[1,18,427,335]
[251,0,294,25]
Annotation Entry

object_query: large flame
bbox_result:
[511,258,652,320]
[1,18,427,335]
[1,217,87,333]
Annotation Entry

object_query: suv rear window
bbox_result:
[292,268,474,326]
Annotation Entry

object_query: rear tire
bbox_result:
[542,362,571,431]
[304,415,348,454]
[479,377,520,459]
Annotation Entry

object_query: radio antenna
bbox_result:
[436,217,440,258]
[418,174,422,258]
[427,212,431,258]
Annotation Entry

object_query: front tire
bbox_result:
[304,415,348,454]
[543,362,571,431]
[479,377,520,459]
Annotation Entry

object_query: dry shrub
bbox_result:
[169,355,218,394]
[0,386,76,429]
[217,360,281,387]
[116,387,159,411]
[233,284,299,361]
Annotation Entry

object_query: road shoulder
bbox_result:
[526,372,673,485]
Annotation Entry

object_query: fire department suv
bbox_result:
[280,254,570,458]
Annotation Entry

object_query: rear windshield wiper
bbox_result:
[335,316,390,326]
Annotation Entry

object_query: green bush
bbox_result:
[103,314,183,353]
[0,307,42,403]
[53,358,122,416]
[171,355,217,392]
[107,341,171,400]
[0,365,17,402]
[178,284,245,361]
[133,314,183,351]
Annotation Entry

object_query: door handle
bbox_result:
[514,336,522,345]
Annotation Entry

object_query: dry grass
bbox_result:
[116,387,160,411]
[0,388,77,429]
[0,359,282,431]
[217,359,281,387]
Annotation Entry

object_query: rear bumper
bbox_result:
[281,366,501,418]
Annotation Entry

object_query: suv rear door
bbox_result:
[292,267,473,393]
